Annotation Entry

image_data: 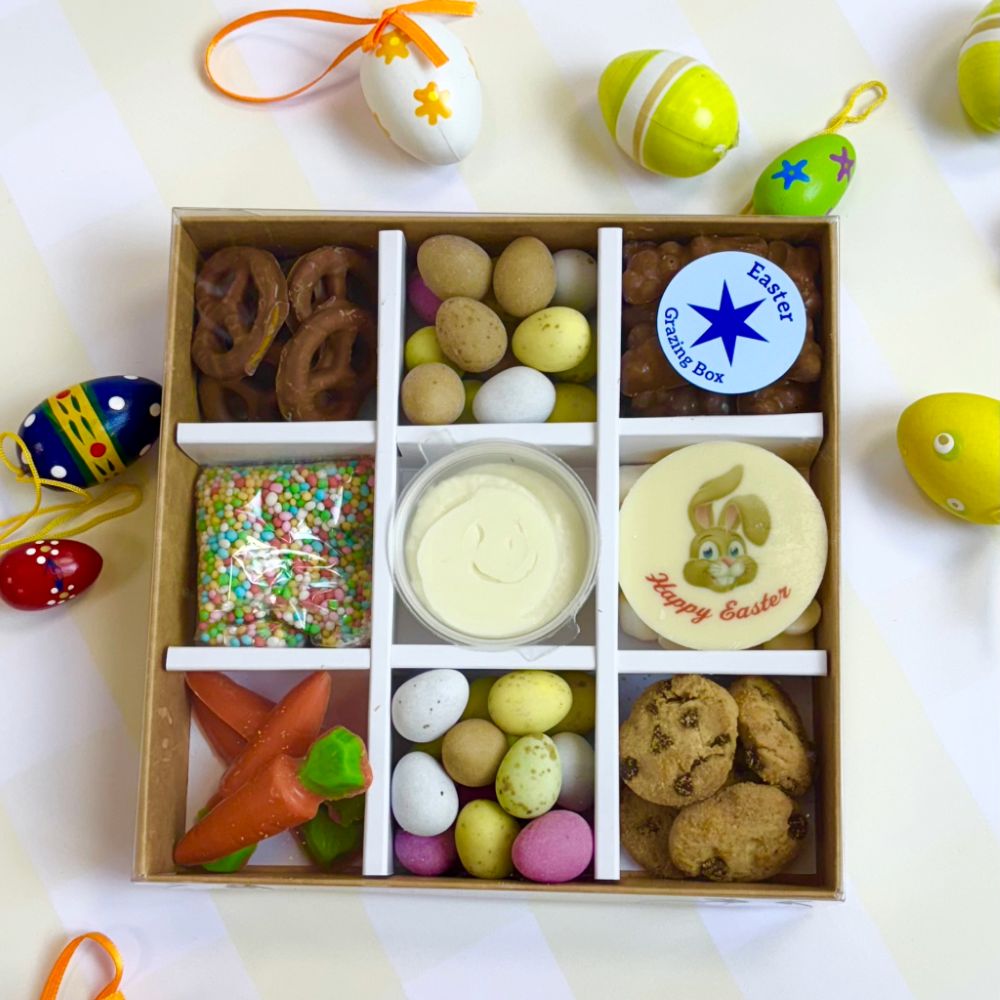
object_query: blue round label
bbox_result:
[655,251,806,395]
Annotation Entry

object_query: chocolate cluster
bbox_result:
[621,236,823,417]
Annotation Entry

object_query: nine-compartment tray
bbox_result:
[136,211,841,901]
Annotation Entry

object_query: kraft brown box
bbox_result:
[135,210,841,901]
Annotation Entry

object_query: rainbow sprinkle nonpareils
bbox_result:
[194,461,374,647]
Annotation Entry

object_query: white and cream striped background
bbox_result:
[1,0,998,996]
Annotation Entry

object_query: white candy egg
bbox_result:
[553,732,595,812]
[473,367,556,423]
[392,668,469,742]
[359,15,481,165]
[391,751,459,836]
[551,249,598,313]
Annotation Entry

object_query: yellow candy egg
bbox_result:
[455,800,521,879]
[488,670,572,735]
[495,734,562,819]
[548,672,596,735]
[897,392,1000,524]
[958,1,1000,132]
[460,675,496,720]
[360,16,481,164]
[598,49,739,177]
[404,326,463,373]
[512,308,591,373]
[548,383,598,423]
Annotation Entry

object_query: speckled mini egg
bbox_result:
[556,334,598,384]
[391,751,459,837]
[460,676,496,720]
[359,15,481,165]
[512,810,593,883]
[752,133,856,217]
[394,827,457,876]
[552,732,595,812]
[551,249,598,313]
[512,307,591,373]
[392,668,470,742]
[455,799,521,879]
[547,383,597,422]
[404,326,461,373]
[488,670,572,735]
[492,237,556,318]
[417,236,492,300]
[401,363,466,425]
[495,734,562,819]
[408,271,443,324]
[435,297,508,372]
[442,718,509,787]
[472,367,556,423]
[18,375,162,488]
[548,672,596,735]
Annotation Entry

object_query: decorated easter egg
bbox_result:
[0,539,102,611]
[598,50,739,177]
[958,1,1000,132]
[18,376,162,489]
[897,392,1000,524]
[359,15,481,165]
[752,134,856,216]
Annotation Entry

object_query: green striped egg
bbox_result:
[598,49,739,177]
[958,1,1000,132]
[752,133,856,216]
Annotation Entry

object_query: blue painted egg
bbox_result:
[752,133,856,216]
[18,375,162,489]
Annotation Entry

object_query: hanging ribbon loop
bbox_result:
[821,80,889,134]
[205,1,477,104]
[38,932,125,1000]
[0,432,142,555]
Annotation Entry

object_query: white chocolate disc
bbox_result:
[619,442,828,650]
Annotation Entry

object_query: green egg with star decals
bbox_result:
[752,134,856,216]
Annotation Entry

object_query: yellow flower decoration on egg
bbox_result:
[414,82,452,126]
[375,29,409,64]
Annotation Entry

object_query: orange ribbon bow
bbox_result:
[205,1,477,103]
[39,933,125,1000]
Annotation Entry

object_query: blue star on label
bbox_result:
[654,251,807,395]
[771,158,810,190]
[688,282,767,365]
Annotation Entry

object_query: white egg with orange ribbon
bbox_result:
[359,14,481,165]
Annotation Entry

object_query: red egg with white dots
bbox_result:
[0,539,103,611]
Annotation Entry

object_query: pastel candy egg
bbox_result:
[0,538,102,611]
[551,249,598,314]
[512,810,593,883]
[548,672,596,735]
[392,668,470,742]
[394,827,457,876]
[472,367,556,423]
[512,307,591,373]
[488,670,572,735]
[404,326,461,374]
[442,718,509,787]
[19,375,162,488]
[547,383,597,423]
[391,752,459,836]
[897,392,1000,524]
[455,800,520,879]
[552,732,595,812]
[359,15,481,165]
[460,675,496,720]
[598,50,739,177]
[752,133,856,217]
[555,332,598,385]
[495,734,562,819]
[958,1,1000,132]
[408,271,443,325]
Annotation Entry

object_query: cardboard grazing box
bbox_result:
[135,210,841,901]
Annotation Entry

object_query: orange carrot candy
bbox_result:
[175,726,372,868]
[191,699,249,763]
[185,672,274,738]
[218,671,332,799]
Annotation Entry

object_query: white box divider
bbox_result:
[176,421,376,465]
[396,422,595,464]
[615,649,827,676]
[166,647,371,671]
[593,226,623,881]
[362,229,405,877]
[391,645,597,670]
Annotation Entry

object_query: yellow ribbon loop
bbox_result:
[821,80,889,134]
[0,432,142,555]
[205,1,477,104]
[38,932,125,1000]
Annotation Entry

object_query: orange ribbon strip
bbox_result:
[38,933,125,1000]
[205,1,477,103]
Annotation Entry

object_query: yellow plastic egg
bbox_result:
[512,308,591,373]
[359,15,481,164]
[897,392,1000,524]
[958,1,1000,132]
[598,49,739,177]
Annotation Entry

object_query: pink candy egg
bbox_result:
[395,827,458,876]
[511,810,593,884]
[408,270,442,325]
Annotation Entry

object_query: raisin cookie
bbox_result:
[729,677,814,796]
[619,785,684,878]
[619,676,738,807]
[668,782,808,882]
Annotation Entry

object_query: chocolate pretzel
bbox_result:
[192,247,289,381]
[286,247,377,332]
[275,304,377,421]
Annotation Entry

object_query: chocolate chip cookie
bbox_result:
[619,785,684,878]
[668,782,808,881]
[729,677,814,796]
[619,676,738,807]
